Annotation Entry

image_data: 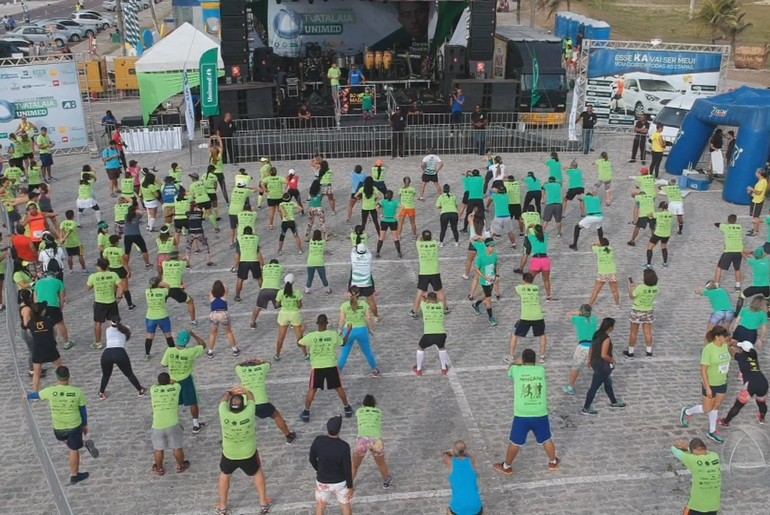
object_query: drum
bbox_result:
[335,54,346,69]
[365,51,375,70]
[375,51,383,69]
[383,50,394,70]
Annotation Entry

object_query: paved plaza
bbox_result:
[3,139,770,514]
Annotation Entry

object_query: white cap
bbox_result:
[236,180,247,187]
[260,157,269,162]
[284,273,295,284]
[356,243,367,254]
[738,341,754,352]
[288,169,296,175]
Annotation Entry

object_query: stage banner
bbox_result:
[268,0,438,57]
[199,48,220,117]
[585,47,722,126]
[0,62,88,150]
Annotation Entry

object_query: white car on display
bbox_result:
[611,73,681,119]
[102,1,151,11]
[652,93,715,150]
[70,12,116,32]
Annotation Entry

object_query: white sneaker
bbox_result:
[454,241,459,247]
[462,274,469,280]
[440,242,444,248]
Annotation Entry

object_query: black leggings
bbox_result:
[99,347,142,393]
[583,362,617,409]
[649,151,664,178]
[440,213,459,243]
[524,191,542,215]
[214,173,229,203]
[361,209,380,233]
[464,198,485,230]
[123,234,147,254]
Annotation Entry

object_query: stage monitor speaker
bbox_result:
[252,48,275,82]
[220,0,246,17]
[218,85,275,119]
[468,0,496,61]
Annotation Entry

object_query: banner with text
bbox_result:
[585,47,723,126]
[0,62,88,150]
[199,47,220,117]
[268,0,437,57]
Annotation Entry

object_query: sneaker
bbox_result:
[443,307,451,315]
[190,320,198,327]
[662,262,669,268]
[192,422,206,434]
[412,365,423,377]
[735,285,741,292]
[609,401,626,409]
[627,241,635,247]
[758,413,766,424]
[273,354,281,362]
[232,347,240,357]
[285,431,297,445]
[70,472,90,484]
[622,350,634,358]
[548,457,561,472]
[144,263,153,269]
[344,405,353,418]
[408,310,417,319]
[229,267,237,273]
[680,407,690,428]
[138,387,147,398]
[717,418,730,428]
[98,392,107,400]
[539,354,547,363]
[462,274,469,280]
[562,385,575,395]
[234,296,242,302]
[144,354,151,361]
[206,261,214,267]
[471,303,481,315]
[90,341,103,350]
[383,476,393,489]
[747,230,757,237]
[488,316,497,326]
[513,268,523,274]
[581,407,598,416]
[63,340,76,350]
[645,351,653,357]
[568,244,577,251]
[644,264,653,270]
[69,270,75,276]
[215,507,230,515]
[371,368,381,378]
[439,242,444,248]
[493,462,513,476]
[706,431,725,444]
[503,354,514,365]
[206,350,214,359]
[250,323,257,329]
[85,439,99,458]
[128,304,137,311]
[546,296,559,302]
[300,409,310,423]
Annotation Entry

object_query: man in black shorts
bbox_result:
[216,386,272,515]
[235,358,297,444]
[86,257,123,350]
[235,226,264,302]
[413,292,451,376]
[507,273,548,362]
[162,251,198,325]
[714,214,744,291]
[410,230,449,317]
[250,259,283,329]
[419,149,443,201]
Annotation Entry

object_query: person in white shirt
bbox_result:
[350,243,379,320]
[488,156,505,194]
[98,317,146,400]
[419,149,443,201]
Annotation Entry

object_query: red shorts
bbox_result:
[530,256,551,272]
[400,208,416,218]
[156,253,171,269]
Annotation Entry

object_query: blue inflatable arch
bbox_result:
[666,86,770,205]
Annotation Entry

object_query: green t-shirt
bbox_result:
[60,220,81,248]
[276,290,303,312]
[145,288,169,320]
[173,198,190,220]
[189,180,209,203]
[280,201,298,222]
[436,194,458,214]
[120,177,135,197]
[596,159,613,182]
[263,176,287,199]
[636,194,655,218]
[39,385,86,430]
[27,167,43,185]
[237,211,257,236]
[663,185,683,203]
[150,383,181,429]
[421,301,446,334]
[572,316,598,342]
[299,330,344,369]
[262,263,284,290]
[259,164,272,181]
[236,362,271,404]
[307,240,326,267]
[356,407,382,438]
[161,345,205,381]
[738,307,767,330]
[701,342,731,387]
[584,195,602,216]
[229,187,251,215]
[545,159,562,183]
[593,246,617,275]
[491,193,509,218]
[358,187,380,211]
[103,245,125,269]
[516,283,543,320]
[524,176,541,191]
[170,168,183,184]
[566,168,584,189]
[156,237,175,254]
[765,217,770,243]
[703,288,732,312]
[720,223,743,252]
[475,249,498,286]
[509,365,548,418]
[114,203,130,224]
[78,182,94,200]
[671,448,722,513]
[399,187,416,209]
[162,260,185,288]
[87,271,120,303]
[319,170,333,186]
[504,180,521,205]
[653,211,674,238]
[238,234,260,263]
[219,401,257,460]
[464,176,484,200]
[528,234,548,255]
[632,284,659,312]
[371,166,386,182]
[416,240,440,275]
[328,66,341,85]
[341,300,368,328]
[542,182,562,205]
[34,277,64,308]
[748,258,770,287]
[4,166,24,185]
[141,183,160,200]
[308,194,323,208]
[521,211,541,230]
[380,199,399,222]
[362,93,374,111]
[636,175,657,197]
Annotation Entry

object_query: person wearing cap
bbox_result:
[36,126,55,182]
[262,167,287,230]
[228,177,257,246]
[209,144,229,204]
[149,372,189,476]
[470,237,500,327]
[249,258,284,328]
[144,276,176,359]
[286,168,304,210]
[21,201,58,247]
[101,140,122,197]
[371,160,387,194]
[34,259,75,349]
[671,437,721,515]
[234,225,265,302]
[562,305,598,395]
[350,240,380,320]
[719,340,768,426]
[274,273,307,361]
[409,230,448,318]
[257,157,272,209]
[98,316,146,400]
[96,221,111,256]
[28,366,98,485]
[309,415,354,514]
[236,357,297,444]
[680,326,734,444]
[162,251,198,325]
[185,201,215,268]
[278,191,304,255]
[444,440,483,515]
[306,180,329,241]
[87,257,123,350]
[161,328,207,434]
[216,386,273,515]
[659,178,685,235]
[649,122,666,178]
[38,231,66,278]
[187,172,219,232]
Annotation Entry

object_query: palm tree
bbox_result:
[694,0,752,46]
[725,11,752,48]
[536,0,572,19]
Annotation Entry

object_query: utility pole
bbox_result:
[116,0,126,56]
[530,0,536,28]
[148,0,160,34]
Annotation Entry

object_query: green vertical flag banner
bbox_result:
[531,49,541,108]
[199,48,220,117]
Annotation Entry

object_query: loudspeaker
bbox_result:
[220,16,248,41]
[219,85,275,119]
[220,0,246,17]
[442,45,467,94]
[220,0,249,74]
[468,0,496,61]
[221,41,249,67]
[252,48,275,82]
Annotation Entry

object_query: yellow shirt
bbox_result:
[651,132,665,153]
[753,178,767,204]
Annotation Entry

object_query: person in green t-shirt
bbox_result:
[562,160,586,217]
[523,172,543,214]
[503,174,525,235]
[569,192,604,251]
[145,277,174,357]
[150,372,188,476]
[397,176,418,240]
[645,201,674,268]
[103,234,136,311]
[410,230,449,317]
[660,178,685,235]
[413,291,451,376]
[298,314,354,423]
[235,226,265,302]
[714,214,745,291]
[681,326,734,444]
[250,259,284,329]
[671,438,722,513]
[306,230,332,294]
[356,176,383,235]
[627,190,656,246]
[588,237,620,308]
[162,251,198,325]
[507,273,548,362]
[160,329,207,434]
[545,151,563,184]
[696,280,734,334]
[228,178,258,245]
[338,286,378,375]
[317,160,337,214]
[86,257,123,349]
[278,193,304,256]
[377,190,402,258]
[261,167,288,229]
[216,386,273,515]
[274,274,307,361]
[236,358,297,444]
[471,238,499,327]
[305,180,328,241]
[493,349,560,476]
[563,304,598,395]
[435,184,459,246]
[592,152,613,206]
[60,210,88,274]
[625,268,660,358]
[540,176,564,237]
[352,394,392,488]
[734,247,770,315]
[733,295,768,346]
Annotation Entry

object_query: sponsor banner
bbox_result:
[199,47,220,117]
[0,62,88,149]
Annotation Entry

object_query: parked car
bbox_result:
[652,93,718,152]
[611,73,680,118]
[102,0,150,11]
[46,18,96,38]
[69,12,115,31]
[32,20,87,42]
[4,26,66,46]
[0,40,26,59]
[0,37,33,55]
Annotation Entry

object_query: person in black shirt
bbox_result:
[216,113,237,165]
[725,130,736,166]
[471,105,488,156]
[309,415,353,514]
[389,107,406,159]
[718,341,768,426]
[630,114,650,164]
[582,317,626,415]
[577,105,597,155]
[297,104,312,129]
[185,203,214,267]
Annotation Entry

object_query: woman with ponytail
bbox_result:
[581,317,625,415]
[563,304,598,395]
[98,316,146,400]
[338,285,379,377]
[274,274,306,361]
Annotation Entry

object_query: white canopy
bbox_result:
[448,7,470,47]
[136,22,224,73]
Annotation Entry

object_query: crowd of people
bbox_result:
[3,139,768,514]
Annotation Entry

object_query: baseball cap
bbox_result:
[288,169,296,176]
[176,330,191,347]
[738,341,754,352]
[188,172,200,179]
[284,273,295,284]
[260,157,269,162]
[356,243,367,254]
[640,167,650,175]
